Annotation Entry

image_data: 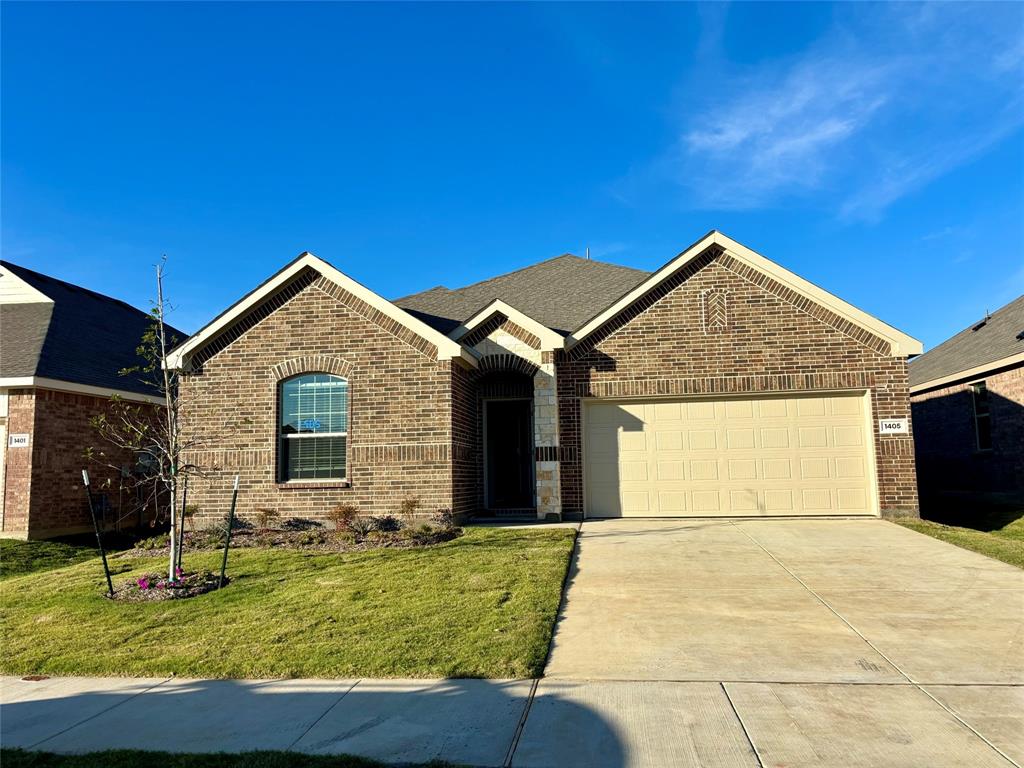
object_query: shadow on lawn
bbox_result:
[1,676,627,767]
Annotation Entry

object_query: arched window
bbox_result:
[279,373,349,481]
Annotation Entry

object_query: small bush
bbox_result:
[327,503,360,532]
[347,517,375,540]
[254,508,280,530]
[398,495,421,525]
[296,530,328,547]
[136,534,169,550]
[370,515,403,532]
[430,508,457,530]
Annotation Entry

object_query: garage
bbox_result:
[584,392,877,518]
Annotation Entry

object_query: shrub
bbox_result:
[430,508,457,530]
[398,495,421,524]
[296,530,328,547]
[136,534,169,550]
[327,503,360,532]
[347,517,375,540]
[254,508,280,530]
[370,515,403,532]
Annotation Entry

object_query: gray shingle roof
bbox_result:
[909,294,1024,388]
[0,261,187,397]
[394,254,650,335]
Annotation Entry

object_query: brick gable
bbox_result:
[179,274,456,525]
[556,253,918,517]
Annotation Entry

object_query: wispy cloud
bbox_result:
[664,4,1024,220]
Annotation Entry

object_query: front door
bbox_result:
[485,399,534,509]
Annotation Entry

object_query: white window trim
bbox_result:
[278,373,351,484]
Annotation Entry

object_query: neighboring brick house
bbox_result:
[910,295,1024,507]
[0,262,177,539]
[168,231,922,525]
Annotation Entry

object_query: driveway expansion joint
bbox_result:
[720,682,765,768]
[731,520,1022,768]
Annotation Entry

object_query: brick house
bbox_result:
[167,231,922,525]
[0,262,176,539]
[910,295,1024,507]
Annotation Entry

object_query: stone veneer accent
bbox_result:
[468,316,561,519]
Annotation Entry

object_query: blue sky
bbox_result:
[3,2,1022,349]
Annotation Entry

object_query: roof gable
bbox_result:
[166,253,475,369]
[449,299,565,351]
[566,231,922,358]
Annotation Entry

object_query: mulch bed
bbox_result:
[121,526,462,558]
[111,570,227,602]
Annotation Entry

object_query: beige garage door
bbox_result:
[584,392,876,518]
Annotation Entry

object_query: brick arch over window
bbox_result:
[270,355,354,382]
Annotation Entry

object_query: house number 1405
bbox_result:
[878,419,908,435]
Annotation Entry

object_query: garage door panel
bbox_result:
[688,430,718,450]
[689,459,719,480]
[585,393,876,518]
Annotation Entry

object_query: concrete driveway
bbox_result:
[517,518,1024,767]
[3,519,1021,767]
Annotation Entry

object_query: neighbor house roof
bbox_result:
[909,294,1024,393]
[394,254,650,335]
[0,261,183,402]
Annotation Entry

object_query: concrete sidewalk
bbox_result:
[4,673,1022,767]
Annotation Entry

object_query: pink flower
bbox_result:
[137,577,150,590]
[174,567,183,580]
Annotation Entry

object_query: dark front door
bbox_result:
[485,399,534,509]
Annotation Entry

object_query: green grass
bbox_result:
[0,538,100,580]
[0,749,441,768]
[896,508,1024,569]
[0,527,574,679]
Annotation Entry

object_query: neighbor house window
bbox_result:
[971,381,992,451]
[279,373,349,481]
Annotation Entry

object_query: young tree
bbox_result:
[88,257,243,582]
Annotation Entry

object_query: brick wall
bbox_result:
[556,249,919,518]
[1,389,35,535]
[1,388,142,539]
[911,365,1024,500]
[179,271,458,526]
[451,363,478,518]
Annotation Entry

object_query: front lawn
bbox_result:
[0,538,100,580]
[0,526,575,679]
[897,512,1024,569]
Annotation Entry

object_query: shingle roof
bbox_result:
[909,294,1024,389]
[394,254,650,335]
[0,261,187,397]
